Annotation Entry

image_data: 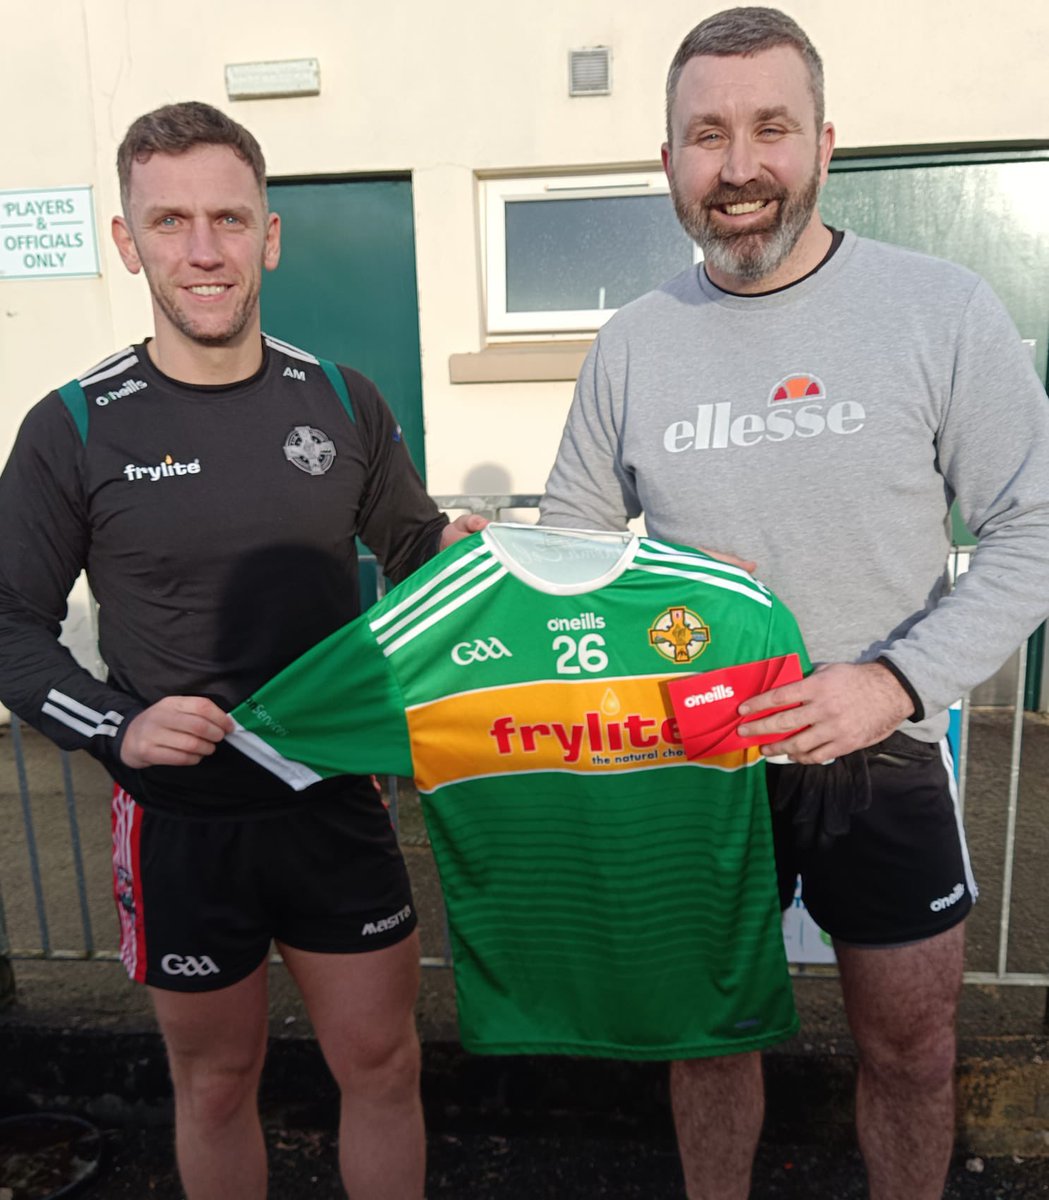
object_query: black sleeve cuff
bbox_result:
[875,656,924,723]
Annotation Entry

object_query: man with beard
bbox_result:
[0,101,483,1199]
[541,8,1049,1198]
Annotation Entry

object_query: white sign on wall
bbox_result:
[0,186,100,280]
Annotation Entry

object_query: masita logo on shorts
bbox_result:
[929,882,965,913]
[662,372,867,452]
[161,953,220,977]
[361,904,412,936]
[123,454,201,482]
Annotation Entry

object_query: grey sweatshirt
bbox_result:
[540,231,1049,740]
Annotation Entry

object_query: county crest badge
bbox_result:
[648,607,710,665]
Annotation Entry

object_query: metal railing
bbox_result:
[1,502,1046,1005]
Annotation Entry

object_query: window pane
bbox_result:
[504,193,694,313]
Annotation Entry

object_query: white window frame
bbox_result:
[483,171,699,336]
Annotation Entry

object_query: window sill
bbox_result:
[448,340,593,384]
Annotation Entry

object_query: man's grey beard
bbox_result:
[672,161,821,284]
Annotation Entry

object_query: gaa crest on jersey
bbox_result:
[648,607,710,664]
[283,425,336,476]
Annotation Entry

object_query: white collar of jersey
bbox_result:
[481,523,638,594]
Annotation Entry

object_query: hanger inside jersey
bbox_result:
[481,523,638,593]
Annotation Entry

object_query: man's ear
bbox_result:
[112,215,142,275]
[263,211,281,272]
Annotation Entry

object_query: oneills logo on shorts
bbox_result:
[682,683,735,708]
[649,607,710,664]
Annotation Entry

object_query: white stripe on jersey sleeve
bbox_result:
[382,566,508,657]
[637,540,772,595]
[629,562,773,607]
[370,544,492,633]
[373,555,502,648]
[43,689,124,738]
[79,354,140,387]
[264,335,320,364]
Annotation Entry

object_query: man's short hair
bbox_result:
[117,101,268,214]
[665,7,825,143]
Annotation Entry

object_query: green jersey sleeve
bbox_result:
[228,613,412,787]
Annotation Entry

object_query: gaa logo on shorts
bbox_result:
[161,953,221,978]
[283,425,336,476]
[648,607,710,664]
[451,637,513,666]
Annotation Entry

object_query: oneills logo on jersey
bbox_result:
[95,378,147,406]
[662,371,866,451]
[122,454,201,482]
[648,607,710,664]
[283,426,336,476]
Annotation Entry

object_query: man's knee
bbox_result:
[336,1021,421,1102]
[168,1051,266,1127]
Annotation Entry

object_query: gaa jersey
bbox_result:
[229,525,811,1060]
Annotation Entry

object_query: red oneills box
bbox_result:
[665,653,806,759]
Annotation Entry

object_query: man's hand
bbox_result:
[439,513,489,550]
[736,661,914,764]
[120,696,234,769]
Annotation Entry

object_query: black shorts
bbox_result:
[769,732,976,946]
[111,780,417,992]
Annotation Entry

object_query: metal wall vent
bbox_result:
[569,47,612,96]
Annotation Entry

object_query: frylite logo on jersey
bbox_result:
[489,709,682,765]
[662,371,866,452]
[161,953,220,977]
[649,607,710,664]
[123,453,201,482]
[284,425,336,476]
[361,904,412,936]
[451,637,512,665]
[95,378,147,406]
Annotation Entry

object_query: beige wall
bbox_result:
[2,0,1047,491]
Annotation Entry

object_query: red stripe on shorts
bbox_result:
[111,785,148,983]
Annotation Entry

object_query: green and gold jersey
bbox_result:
[229,525,810,1060]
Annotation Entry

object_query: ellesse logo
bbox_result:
[451,638,512,665]
[161,954,220,977]
[662,371,866,452]
[769,372,826,404]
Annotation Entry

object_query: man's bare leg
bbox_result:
[280,932,424,1200]
[837,922,964,1200]
[671,1051,763,1200]
[150,961,270,1200]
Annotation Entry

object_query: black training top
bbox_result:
[0,334,448,812]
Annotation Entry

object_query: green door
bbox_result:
[821,151,1049,705]
[261,176,426,475]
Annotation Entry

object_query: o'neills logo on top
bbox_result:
[683,683,734,708]
[123,454,201,482]
[663,372,866,452]
[95,378,148,407]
